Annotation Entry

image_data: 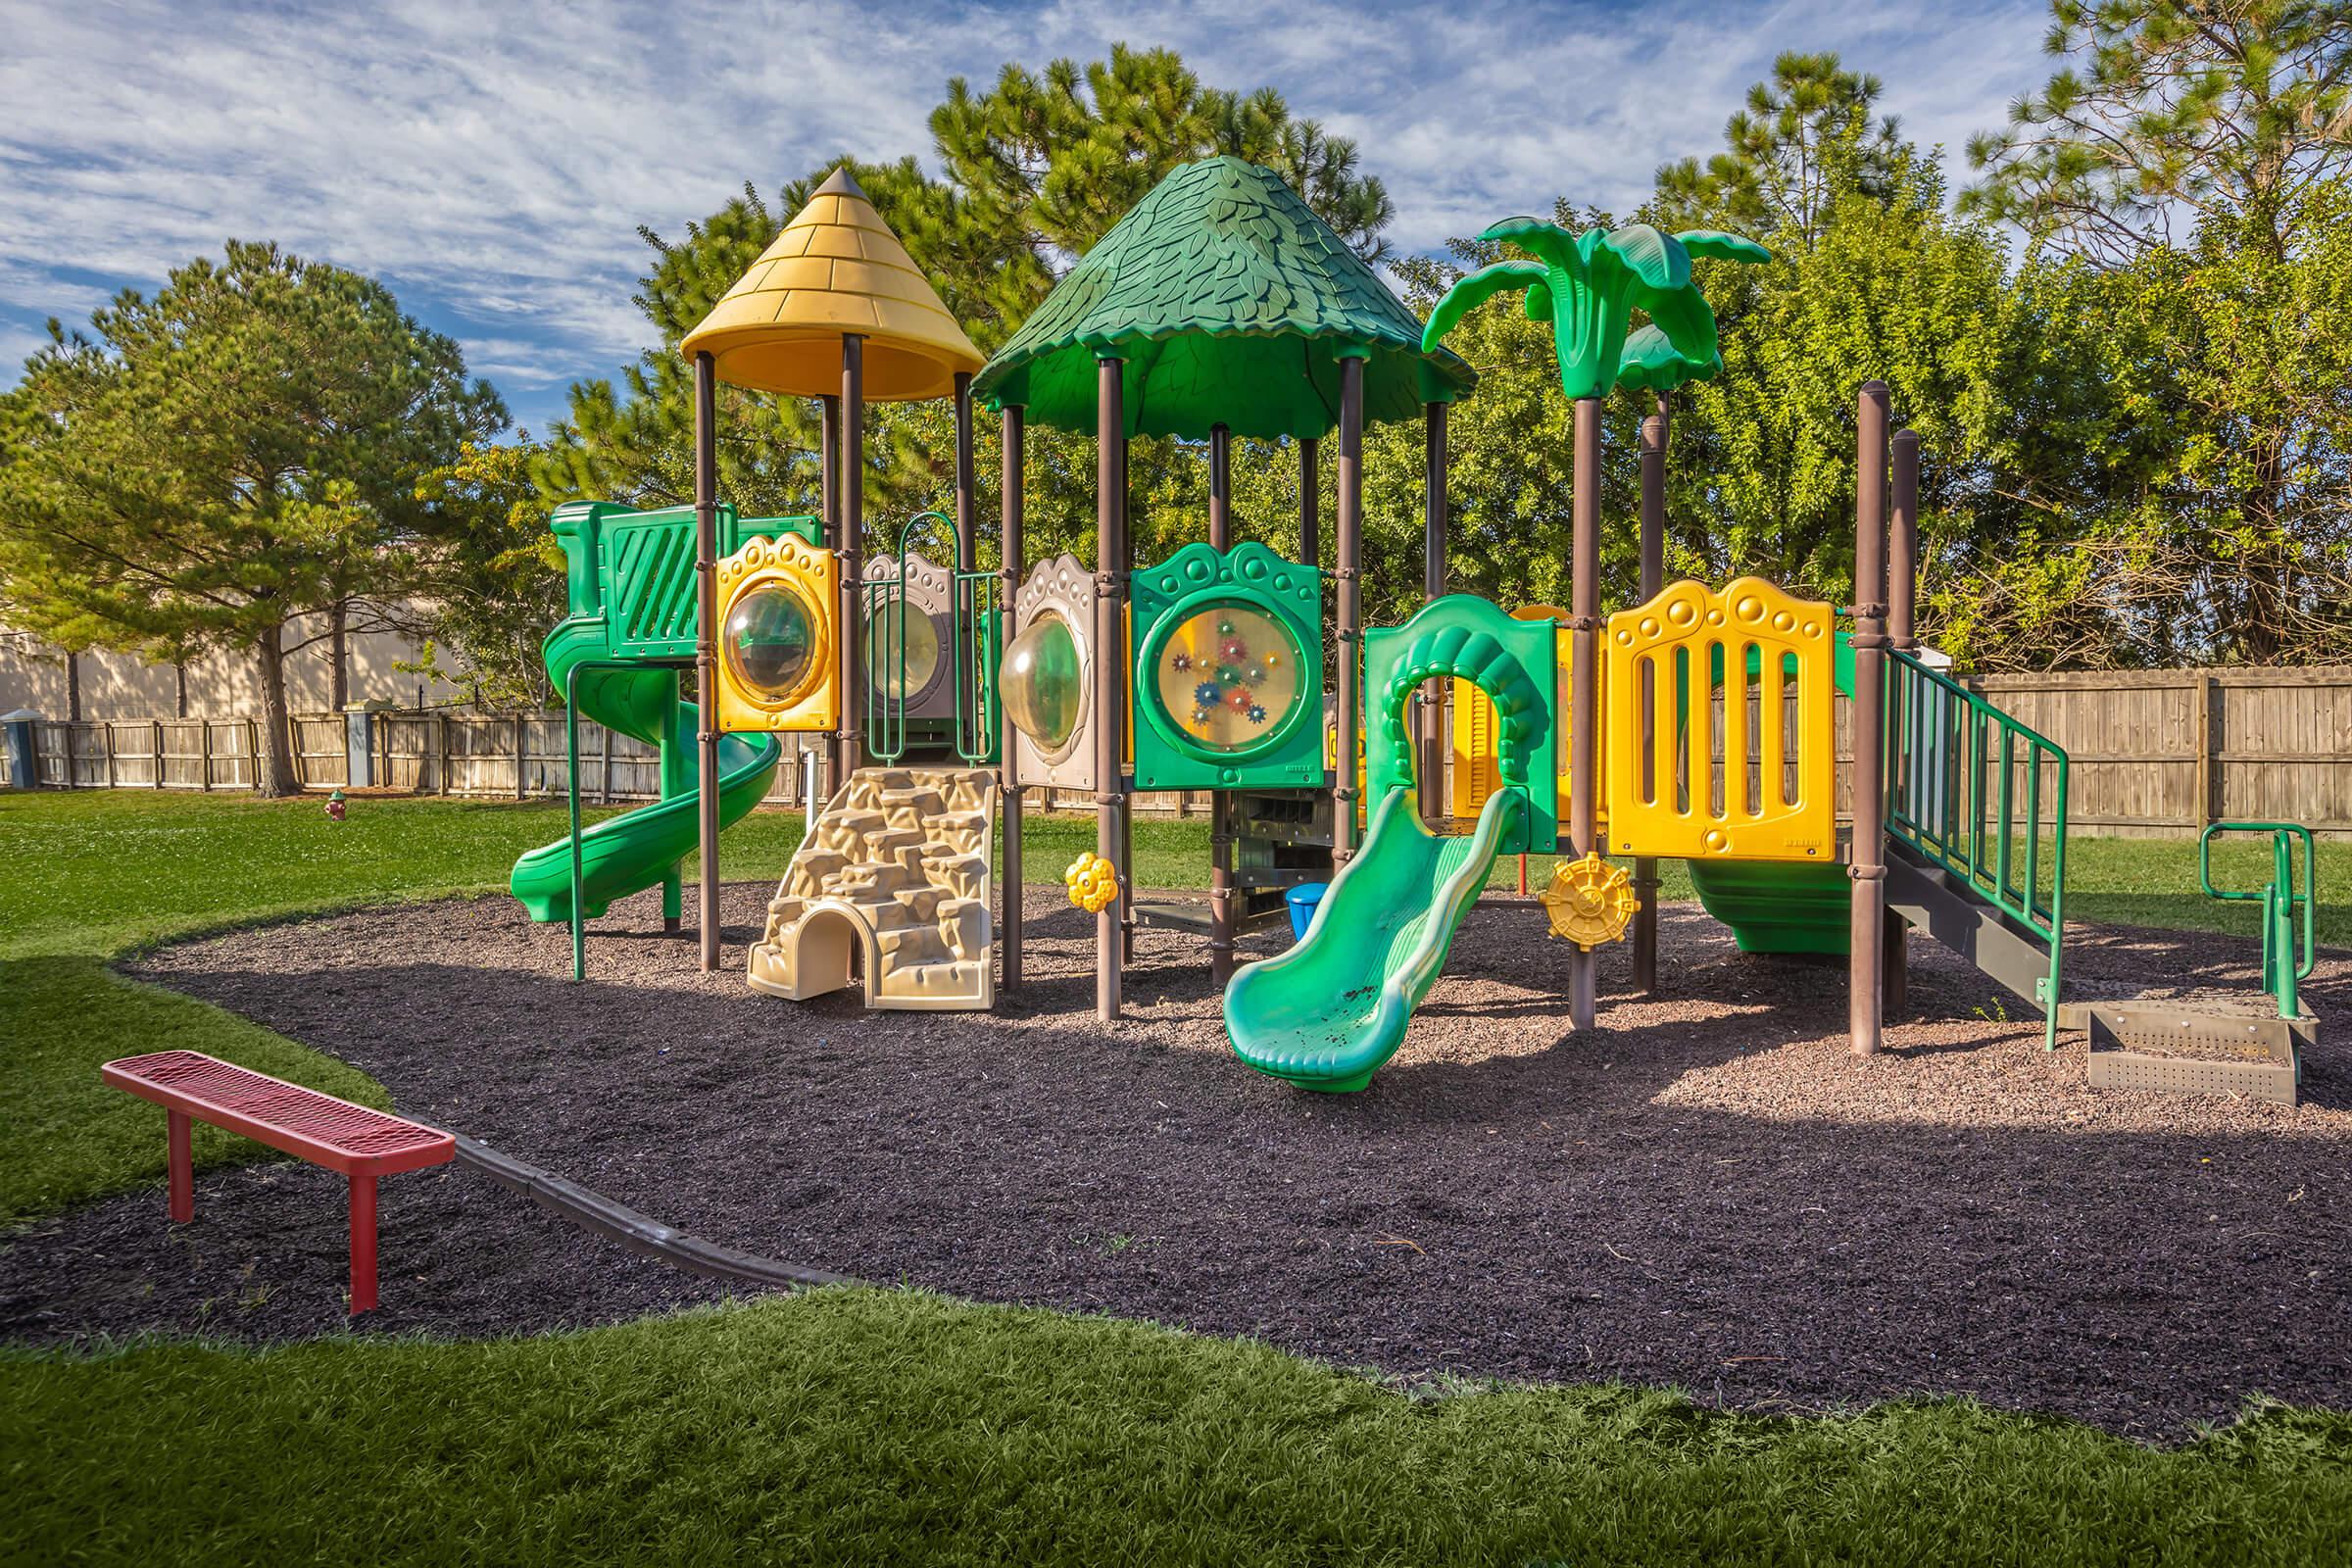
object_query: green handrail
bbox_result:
[2199,821,2317,1021]
[1885,649,2070,1048]
[865,512,999,766]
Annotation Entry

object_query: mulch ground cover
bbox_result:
[5,886,2346,1439]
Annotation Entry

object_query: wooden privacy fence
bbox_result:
[20,718,262,791]
[14,667,2347,836]
[11,708,1216,816]
[1970,667,2352,838]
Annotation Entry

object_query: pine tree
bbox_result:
[0,242,504,792]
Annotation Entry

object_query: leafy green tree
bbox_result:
[1965,2,2352,662]
[1654,52,1907,249]
[0,242,504,793]
[401,436,566,708]
[1963,0,2352,264]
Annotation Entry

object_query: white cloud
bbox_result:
[0,0,2054,426]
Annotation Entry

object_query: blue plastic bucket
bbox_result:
[1285,882,1329,942]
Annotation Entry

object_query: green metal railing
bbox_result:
[864,511,999,766]
[1885,649,2070,1047]
[2199,821,2318,1022]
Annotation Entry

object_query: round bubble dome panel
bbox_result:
[722,581,820,704]
[1001,611,1083,753]
[864,596,942,699]
[1152,603,1303,754]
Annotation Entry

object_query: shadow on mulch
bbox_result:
[3,885,2346,1441]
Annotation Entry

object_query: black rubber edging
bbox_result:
[450,1133,863,1292]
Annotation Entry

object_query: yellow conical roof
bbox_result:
[680,169,984,402]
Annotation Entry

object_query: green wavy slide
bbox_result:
[510,615,780,924]
[1225,784,1526,1093]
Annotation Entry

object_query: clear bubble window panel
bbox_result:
[1001,611,1084,752]
[724,581,820,703]
[1152,604,1303,754]
[865,597,942,699]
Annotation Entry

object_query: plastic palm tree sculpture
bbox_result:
[1420,219,1768,1029]
[1418,220,1769,398]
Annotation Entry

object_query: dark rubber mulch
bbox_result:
[5,884,2345,1439]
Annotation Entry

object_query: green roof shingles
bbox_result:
[972,158,1474,440]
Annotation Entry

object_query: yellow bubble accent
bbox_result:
[1064,851,1120,913]
[1541,853,1639,951]
[713,533,840,734]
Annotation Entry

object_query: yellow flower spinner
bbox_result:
[1064,851,1120,913]
[1540,853,1638,951]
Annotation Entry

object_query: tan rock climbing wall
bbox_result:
[746,767,997,1009]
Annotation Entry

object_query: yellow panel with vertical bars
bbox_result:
[1601,576,1835,861]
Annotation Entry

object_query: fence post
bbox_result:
[343,705,374,789]
[102,723,116,789]
[153,720,164,789]
[246,719,260,792]
[2194,671,2214,831]
[600,722,613,807]
[200,721,213,791]
[514,712,527,800]
[438,711,452,796]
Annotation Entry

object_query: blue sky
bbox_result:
[0,0,2051,435]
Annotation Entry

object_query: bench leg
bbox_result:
[168,1110,194,1223]
[348,1173,377,1314]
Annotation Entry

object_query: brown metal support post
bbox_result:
[1886,427,1920,1015]
[1333,354,1366,871]
[819,394,841,794]
[693,351,722,967]
[1633,399,1668,998]
[1420,402,1448,822]
[1118,438,1135,966]
[1849,382,1891,1054]
[1208,423,1236,984]
[1094,357,1125,1021]
[1000,406,1026,992]
[1568,397,1602,1030]
[839,336,866,782]
[953,372,977,758]
[1298,437,1320,569]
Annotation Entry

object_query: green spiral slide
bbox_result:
[509,617,780,923]
[509,500,789,925]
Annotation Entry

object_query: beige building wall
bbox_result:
[0,610,471,719]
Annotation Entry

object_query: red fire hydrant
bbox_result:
[325,789,347,824]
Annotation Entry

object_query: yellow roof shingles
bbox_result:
[681,169,983,402]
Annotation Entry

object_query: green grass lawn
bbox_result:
[7,1291,2350,1566]
[5,788,2351,1563]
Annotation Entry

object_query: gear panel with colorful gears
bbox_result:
[1154,605,1300,753]
[1130,540,1324,790]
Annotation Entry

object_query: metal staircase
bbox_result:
[1883,650,2070,1047]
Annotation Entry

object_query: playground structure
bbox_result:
[505,152,2320,1100]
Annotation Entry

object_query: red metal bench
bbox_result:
[101,1051,454,1313]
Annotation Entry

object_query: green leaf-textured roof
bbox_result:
[971,158,1475,440]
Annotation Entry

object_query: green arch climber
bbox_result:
[1361,595,1559,856]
